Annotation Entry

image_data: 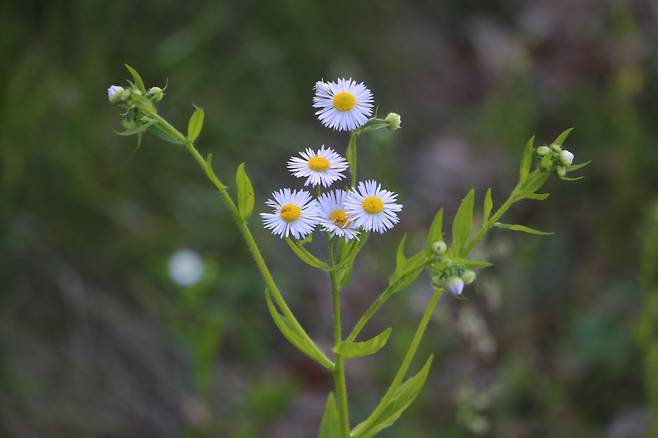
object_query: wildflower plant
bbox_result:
[109,65,589,437]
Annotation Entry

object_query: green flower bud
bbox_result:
[536,146,551,156]
[384,112,401,130]
[557,166,567,177]
[462,270,476,285]
[550,143,562,153]
[431,241,447,255]
[147,86,164,102]
[107,85,128,104]
[540,154,553,170]
[559,150,574,166]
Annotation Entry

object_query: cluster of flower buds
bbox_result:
[107,84,165,105]
[536,142,576,178]
[429,240,476,297]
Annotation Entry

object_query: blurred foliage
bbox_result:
[2,0,658,437]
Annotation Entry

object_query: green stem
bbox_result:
[352,288,444,437]
[329,239,351,437]
[348,132,358,187]
[152,114,334,370]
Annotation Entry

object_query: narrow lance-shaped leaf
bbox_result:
[425,208,443,251]
[451,257,493,268]
[494,223,554,236]
[553,127,574,146]
[451,189,475,256]
[187,106,205,142]
[352,355,434,438]
[285,238,329,270]
[318,393,340,438]
[482,188,493,225]
[335,328,392,359]
[124,64,146,92]
[235,163,255,220]
[395,235,407,271]
[568,160,591,172]
[115,119,157,136]
[519,136,535,184]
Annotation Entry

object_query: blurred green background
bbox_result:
[2,0,658,437]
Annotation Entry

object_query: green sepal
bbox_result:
[494,223,554,236]
[567,160,591,172]
[264,288,333,370]
[334,327,392,359]
[285,238,329,270]
[425,208,444,252]
[519,136,535,184]
[451,257,493,268]
[114,119,157,136]
[451,189,475,256]
[559,175,584,182]
[318,393,340,438]
[482,188,493,225]
[352,355,434,438]
[235,163,255,220]
[125,64,146,93]
[187,106,205,142]
[553,127,574,146]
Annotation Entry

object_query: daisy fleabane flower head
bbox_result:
[313,78,374,132]
[317,190,359,240]
[287,146,349,187]
[261,189,319,239]
[345,180,403,233]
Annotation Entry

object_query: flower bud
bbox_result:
[462,270,476,285]
[107,85,128,103]
[557,166,567,177]
[540,154,553,170]
[431,241,447,255]
[550,143,562,153]
[384,112,402,130]
[147,86,164,102]
[559,150,574,166]
[446,276,464,296]
[536,146,551,156]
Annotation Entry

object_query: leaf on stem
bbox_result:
[568,160,591,172]
[451,257,493,268]
[396,235,407,271]
[264,288,333,370]
[494,223,554,236]
[334,328,392,359]
[451,189,475,256]
[187,106,205,142]
[235,163,255,220]
[318,393,340,438]
[425,208,443,251]
[482,188,493,225]
[352,355,434,438]
[519,136,535,184]
[114,119,157,136]
[553,127,574,146]
[285,238,330,270]
[124,64,146,93]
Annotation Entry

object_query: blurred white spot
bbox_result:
[168,249,204,287]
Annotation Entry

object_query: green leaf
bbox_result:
[335,328,392,359]
[187,107,205,142]
[425,208,444,251]
[148,124,184,145]
[523,192,550,201]
[338,263,354,289]
[318,393,340,438]
[451,189,475,256]
[451,257,493,268]
[124,64,146,92]
[522,171,549,193]
[519,136,535,183]
[494,223,554,236]
[553,127,574,146]
[346,134,357,171]
[388,251,427,294]
[568,160,591,172]
[559,175,584,182]
[395,235,407,271]
[264,288,333,370]
[353,355,434,438]
[285,238,329,270]
[334,234,369,288]
[114,119,157,136]
[235,163,255,220]
[482,188,493,225]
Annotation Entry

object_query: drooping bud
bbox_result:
[384,112,402,130]
[559,150,574,166]
[462,270,476,285]
[446,277,464,296]
[147,86,164,102]
[431,241,447,255]
[536,146,551,156]
[557,166,567,177]
[107,85,128,103]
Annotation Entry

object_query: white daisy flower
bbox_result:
[344,180,403,233]
[313,78,374,132]
[317,190,359,240]
[261,189,319,239]
[287,146,349,187]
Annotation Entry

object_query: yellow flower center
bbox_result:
[362,196,384,214]
[280,203,301,222]
[332,92,356,112]
[329,209,349,228]
[308,155,330,172]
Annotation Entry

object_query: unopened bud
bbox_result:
[540,154,553,170]
[557,166,567,177]
[431,241,447,255]
[147,86,164,102]
[462,270,476,285]
[107,85,128,103]
[559,150,574,166]
[536,146,551,156]
[446,277,464,296]
[550,143,562,153]
[384,112,401,130]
